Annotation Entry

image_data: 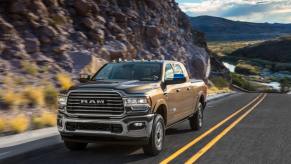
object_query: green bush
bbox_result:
[235,63,260,75]
[210,76,229,89]
[231,73,256,91]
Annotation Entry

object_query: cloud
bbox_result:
[178,0,291,23]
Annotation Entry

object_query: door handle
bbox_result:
[176,89,181,92]
[187,87,191,91]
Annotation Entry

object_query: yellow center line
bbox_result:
[185,93,267,164]
[160,93,263,164]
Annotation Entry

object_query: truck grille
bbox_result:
[66,91,124,116]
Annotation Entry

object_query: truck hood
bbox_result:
[70,80,160,94]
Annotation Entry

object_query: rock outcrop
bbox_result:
[0,0,210,85]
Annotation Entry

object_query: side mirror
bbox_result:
[165,74,186,85]
[79,74,91,83]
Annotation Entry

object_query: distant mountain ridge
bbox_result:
[190,16,291,41]
[230,36,291,63]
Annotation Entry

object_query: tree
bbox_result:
[280,78,291,93]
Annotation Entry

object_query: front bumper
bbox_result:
[57,113,155,144]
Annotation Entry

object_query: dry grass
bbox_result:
[208,41,263,56]
[208,86,231,96]
[3,75,15,88]
[8,114,30,133]
[21,60,39,75]
[32,112,56,128]
[57,73,73,90]
[0,90,24,107]
[43,85,58,109]
[235,63,260,75]
[0,117,5,132]
[23,86,45,106]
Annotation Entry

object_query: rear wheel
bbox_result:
[189,102,203,130]
[143,114,165,156]
[64,141,88,151]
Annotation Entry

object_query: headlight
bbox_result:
[125,97,148,105]
[58,94,67,109]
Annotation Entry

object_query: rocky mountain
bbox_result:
[230,36,291,63]
[190,16,291,41]
[0,0,210,87]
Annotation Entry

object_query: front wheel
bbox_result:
[143,114,165,156]
[189,102,203,130]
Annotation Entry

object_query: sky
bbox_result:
[176,0,291,23]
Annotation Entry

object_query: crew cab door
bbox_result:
[173,64,195,118]
[163,63,185,125]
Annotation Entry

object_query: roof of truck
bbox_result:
[111,59,181,64]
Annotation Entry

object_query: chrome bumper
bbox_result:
[57,113,155,141]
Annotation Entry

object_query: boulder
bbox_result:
[97,16,106,25]
[0,17,15,34]
[32,0,49,17]
[145,25,160,38]
[82,17,96,29]
[74,0,99,16]
[9,0,28,15]
[25,38,40,53]
[107,22,124,34]
[103,40,128,60]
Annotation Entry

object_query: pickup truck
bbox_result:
[57,60,207,155]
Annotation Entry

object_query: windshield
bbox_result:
[93,62,162,81]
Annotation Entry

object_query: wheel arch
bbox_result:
[153,99,168,126]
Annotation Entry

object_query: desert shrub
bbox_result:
[21,60,38,75]
[32,112,56,128]
[210,76,229,89]
[3,75,14,87]
[43,85,58,109]
[8,114,29,133]
[235,63,259,75]
[280,78,291,93]
[0,90,24,107]
[208,86,231,95]
[231,73,256,91]
[208,86,220,95]
[0,117,5,132]
[273,63,291,72]
[14,77,26,85]
[23,86,45,107]
[57,73,73,90]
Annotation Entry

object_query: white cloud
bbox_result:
[178,0,291,23]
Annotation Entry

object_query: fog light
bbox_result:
[128,122,146,130]
[134,122,144,127]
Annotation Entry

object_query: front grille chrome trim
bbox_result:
[66,90,126,117]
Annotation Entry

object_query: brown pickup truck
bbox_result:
[57,60,207,155]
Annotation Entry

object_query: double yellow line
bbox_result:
[160,93,267,164]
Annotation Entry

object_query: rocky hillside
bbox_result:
[230,37,291,63]
[0,0,210,87]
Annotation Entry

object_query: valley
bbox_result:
[208,40,291,92]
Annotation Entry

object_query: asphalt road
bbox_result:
[1,93,291,164]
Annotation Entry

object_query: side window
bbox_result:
[174,64,184,75]
[164,64,174,80]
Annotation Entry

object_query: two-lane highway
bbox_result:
[2,93,291,164]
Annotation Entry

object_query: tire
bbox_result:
[143,114,165,156]
[64,141,88,151]
[189,102,203,130]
